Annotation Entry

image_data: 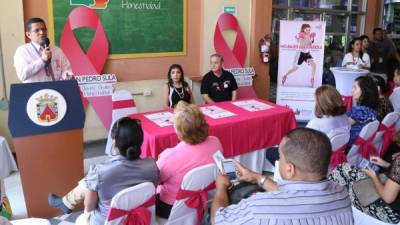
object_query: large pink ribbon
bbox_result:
[378,123,396,157]
[175,182,216,225]
[60,6,112,129]
[354,133,378,159]
[106,196,155,225]
[330,144,347,169]
[214,13,256,98]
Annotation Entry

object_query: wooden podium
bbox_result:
[8,80,85,218]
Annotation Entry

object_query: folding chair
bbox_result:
[105,182,157,225]
[105,90,138,156]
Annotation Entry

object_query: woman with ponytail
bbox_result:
[48,117,160,225]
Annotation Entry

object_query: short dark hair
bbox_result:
[210,53,224,63]
[282,128,331,177]
[373,27,383,34]
[111,117,143,160]
[314,85,346,118]
[355,76,379,110]
[25,17,46,31]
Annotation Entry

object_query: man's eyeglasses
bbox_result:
[30,28,47,33]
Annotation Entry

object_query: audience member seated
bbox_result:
[48,117,159,225]
[201,54,238,103]
[156,101,223,219]
[360,35,371,56]
[347,76,379,148]
[211,128,353,225]
[330,154,400,223]
[383,131,400,163]
[390,66,400,112]
[163,64,193,108]
[306,85,350,138]
[373,75,394,121]
[342,37,371,70]
[369,28,397,74]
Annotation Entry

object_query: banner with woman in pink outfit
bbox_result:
[277,20,325,121]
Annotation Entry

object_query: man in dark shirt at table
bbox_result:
[201,54,238,103]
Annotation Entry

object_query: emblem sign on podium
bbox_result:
[26,89,67,127]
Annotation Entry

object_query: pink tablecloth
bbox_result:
[131,98,297,159]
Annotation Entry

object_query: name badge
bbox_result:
[379,57,383,63]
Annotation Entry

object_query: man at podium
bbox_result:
[13,17,73,83]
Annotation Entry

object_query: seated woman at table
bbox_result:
[306,85,350,139]
[48,117,159,225]
[373,75,394,121]
[346,76,379,148]
[342,37,370,70]
[163,64,193,108]
[156,101,223,218]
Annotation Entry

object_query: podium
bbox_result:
[8,80,85,218]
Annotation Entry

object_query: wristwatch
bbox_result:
[258,175,267,187]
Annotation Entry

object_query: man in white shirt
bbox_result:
[14,17,73,83]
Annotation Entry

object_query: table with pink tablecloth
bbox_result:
[131,98,297,160]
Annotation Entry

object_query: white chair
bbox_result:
[347,120,380,168]
[373,112,400,157]
[157,164,217,225]
[104,182,157,225]
[8,218,50,225]
[329,133,350,171]
[105,90,138,156]
[352,206,397,225]
[390,87,400,131]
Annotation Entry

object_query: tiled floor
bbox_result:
[3,140,108,221]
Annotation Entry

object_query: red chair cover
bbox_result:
[106,195,155,225]
[342,96,352,111]
[330,144,347,169]
[175,182,216,225]
[354,134,378,159]
[378,123,396,158]
[113,99,136,109]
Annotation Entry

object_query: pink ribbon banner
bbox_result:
[60,6,112,129]
[214,13,256,98]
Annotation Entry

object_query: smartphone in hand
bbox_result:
[221,159,237,180]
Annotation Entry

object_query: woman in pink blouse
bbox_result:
[156,101,223,218]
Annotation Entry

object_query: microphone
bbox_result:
[43,37,50,48]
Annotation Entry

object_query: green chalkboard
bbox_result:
[49,0,186,58]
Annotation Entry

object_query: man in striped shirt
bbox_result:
[211,128,353,225]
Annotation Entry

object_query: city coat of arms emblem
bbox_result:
[36,93,58,122]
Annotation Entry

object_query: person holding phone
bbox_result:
[211,128,353,225]
[330,154,400,223]
[14,17,73,83]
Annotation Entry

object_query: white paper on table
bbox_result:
[144,112,174,127]
[232,100,273,112]
[200,106,236,119]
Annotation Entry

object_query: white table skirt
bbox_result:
[0,137,18,179]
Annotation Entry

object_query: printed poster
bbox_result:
[276,21,325,121]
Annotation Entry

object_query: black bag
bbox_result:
[228,182,265,204]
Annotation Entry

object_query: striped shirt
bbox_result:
[215,180,353,225]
